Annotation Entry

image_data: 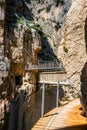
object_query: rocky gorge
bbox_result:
[25,0,87,111]
[0,0,87,129]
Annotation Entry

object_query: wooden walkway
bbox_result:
[32,99,87,130]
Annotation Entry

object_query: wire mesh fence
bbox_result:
[23,85,57,130]
[8,96,19,130]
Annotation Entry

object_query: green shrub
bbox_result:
[63,46,68,53]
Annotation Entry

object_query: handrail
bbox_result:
[25,61,63,71]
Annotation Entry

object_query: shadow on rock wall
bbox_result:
[85,16,87,53]
[5,0,33,53]
[6,0,33,28]
[80,16,87,112]
[37,30,59,61]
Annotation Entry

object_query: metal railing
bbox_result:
[41,82,60,117]
[25,60,63,71]
[23,82,60,130]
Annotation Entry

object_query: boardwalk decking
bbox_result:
[32,99,87,130]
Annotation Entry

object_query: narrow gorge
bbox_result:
[0,0,87,130]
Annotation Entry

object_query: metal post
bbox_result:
[17,90,24,130]
[56,81,60,107]
[8,100,15,130]
[41,83,45,117]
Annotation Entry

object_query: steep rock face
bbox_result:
[4,0,42,96]
[58,0,87,109]
[0,2,11,128]
[7,28,41,94]
[26,0,72,60]
[4,0,87,106]
[0,1,11,96]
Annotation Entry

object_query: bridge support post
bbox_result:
[41,83,45,117]
[8,100,15,130]
[17,90,25,130]
[56,81,60,107]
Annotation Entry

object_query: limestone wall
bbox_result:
[58,0,87,111]
[58,0,87,90]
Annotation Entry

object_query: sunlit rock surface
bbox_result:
[58,0,87,111]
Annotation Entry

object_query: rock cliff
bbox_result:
[27,0,72,60]
[27,0,87,111]
[4,0,87,102]
[26,0,80,101]
[58,0,87,111]
[4,0,42,95]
